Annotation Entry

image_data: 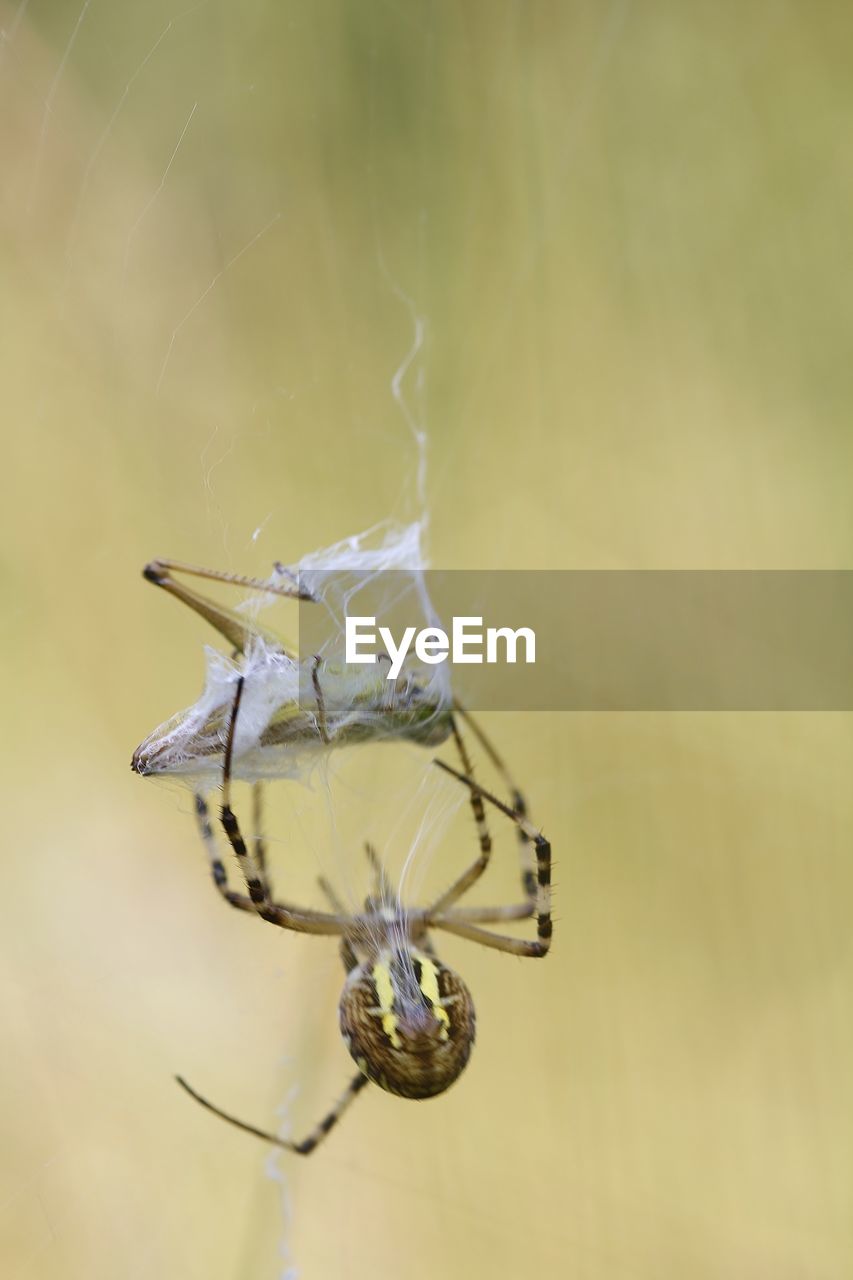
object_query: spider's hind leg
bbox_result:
[176,1072,369,1155]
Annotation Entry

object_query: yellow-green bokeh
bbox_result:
[2,2,853,1276]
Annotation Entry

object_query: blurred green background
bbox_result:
[3,1,853,1276]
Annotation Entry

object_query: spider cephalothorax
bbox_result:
[174,675,552,1154]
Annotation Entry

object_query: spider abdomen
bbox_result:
[339,948,476,1099]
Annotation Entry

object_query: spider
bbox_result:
[176,675,553,1154]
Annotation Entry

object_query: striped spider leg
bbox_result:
[177,678,552,1154]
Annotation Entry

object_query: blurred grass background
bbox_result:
[2,1,853,1276]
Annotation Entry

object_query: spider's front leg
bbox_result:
[430,762,553,959]
[433,706,538,914]
[201,675,348,936]
[193,790,272,910]
[218,677,271,914]
[453,703,537,903]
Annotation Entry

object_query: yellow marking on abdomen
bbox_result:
[413,951,450,1040]
[372,960,401,1048]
